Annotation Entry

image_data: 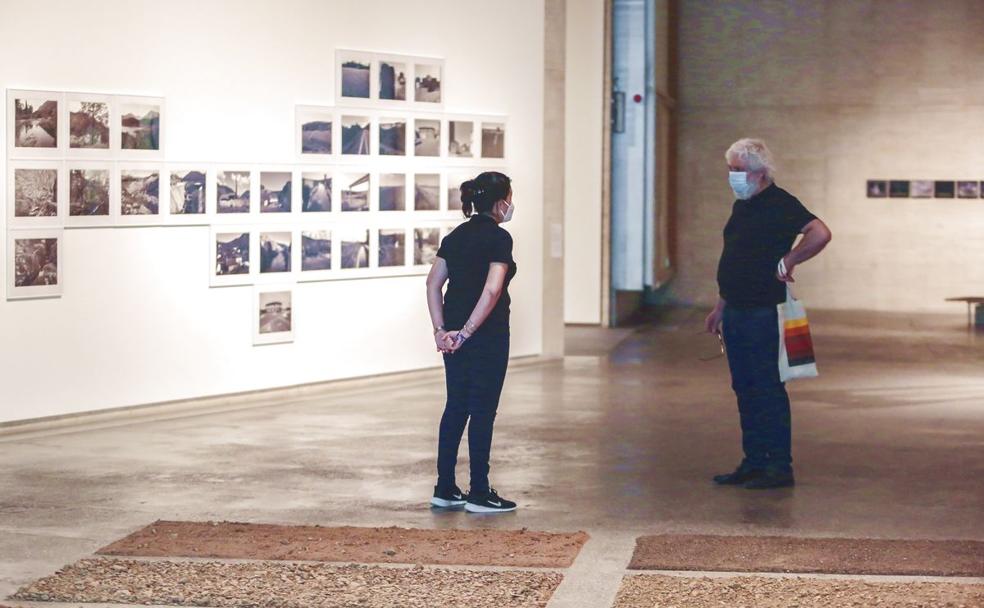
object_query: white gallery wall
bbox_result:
[0,0,546,424]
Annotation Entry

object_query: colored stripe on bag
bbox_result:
[784,318,810,330]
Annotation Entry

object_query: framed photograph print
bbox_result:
[254,286,294,346]
[7,229,63,300]
[448,119,475,158]
[378,173,407,212]
[300,170,333,213]
[865,180,887,198]
[210,226,254,287]
[934,181,955,199]
[337,50,374,102]
[7,161,64,228]
[413,117,441,157]
[378,116,408,156]
[341,115,371,156]
[258,231,293,276]
[413,172,441,211]
[377,228,408,268]
[298,229,332,281]
[215,169,253,216]
[910,180,933,198]
[166,166,209,223]
[66,92,113,157]
[117,164,163,225]
[378,58,408,102]
[295,105,334,159]
[413,62,443,105]
[259,170,294,215]
[480,121,506,159]
[7,89,63,158]
[888,180,909,198]
[117,95,163,158]
[66,161,115,227]
[957,180,980,199]
[447,171,475,213]
[338,227,370,270]
[340,172,371,212]
[413,226,441,266]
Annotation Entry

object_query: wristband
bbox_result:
[433,325,445,335]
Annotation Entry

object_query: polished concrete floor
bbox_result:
[2,308,983,600]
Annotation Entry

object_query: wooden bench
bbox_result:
[946,297,984,328]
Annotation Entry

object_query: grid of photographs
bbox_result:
[867,179,984,199]
[336,50,444,108]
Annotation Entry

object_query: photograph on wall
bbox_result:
[481,122,505,158]
[414,64,442,103]
[448,120,474,157]
[448,173,473,211]
[169,169,207,215]
[217,170,251,214]
[934,181,955,198]
[214,231,251,278]
[378,229,406,267]
[865,180,887,198]
[301,230,331,271]
[260,232,292,274]
[414,227,440,266]
[69,98,110,150]
[69,167,111,217]
[414,173,440,211]
[379,173,406,211]
[301,172,332,212]
[12,166,59,219]
[341,116,370,155]
[12,93,59,149]
[379,60,407,101]
[120,102,161,151]
[340,57,371,99]
[910,180,933,198]
[120,168,161,216]
[300,111,332,155]
[341,173,370,212]
[888,180,909,198]
[956,180,980,199]
[7,230,62,300]
[414,118,440,156]
[260,171,292,213]
[339,228,370,269]
[254,287,293,346]
[379,118,406,155]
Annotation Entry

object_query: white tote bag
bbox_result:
[776,263,818,382]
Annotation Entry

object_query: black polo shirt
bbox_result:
[716,182,817,308]
[438,214,517,336]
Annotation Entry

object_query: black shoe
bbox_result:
[744,470,795,490]
[713,466,763,485]
[465,487,517,513]
[430,484,467,508]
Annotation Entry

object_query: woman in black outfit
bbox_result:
[425,171,518,513]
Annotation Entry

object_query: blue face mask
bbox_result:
[728,171,758,200]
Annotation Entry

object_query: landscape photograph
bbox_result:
[341,116,370,155]
[341,58,371,98]
[301,113,332,155]
[69,168,110,216]
[14,96,58,148]
[482,122,505,158]
[169,170,207,215]
[217,171,251,213]
[256,290,293,343]
[341,173,370,212]
[301,173,332,212]
[414,227,440,265]
[215,232,250,276]
[378,173,405,211]
[379,118,406,155]
[378,229,406,267]
[414,173,440,210]
[13,237,59,287]
[14,168,58,217]
[260,232,292,273]
[301,230,332,271]
[120,169,161,216]
[449,120,474,157]
[340,229,370,269]
[414,64,442,103]
[414,119,440,156]
[910,180,934,198]
[957,180,980,199]
[69,100,110,149]
[379,61,407,101]
[260,172,292,213]
[120,103,161,151]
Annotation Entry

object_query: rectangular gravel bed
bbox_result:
[13,558,563,608]
[97,520,588,568]
[630,534,984,576]
[615,574,984,608]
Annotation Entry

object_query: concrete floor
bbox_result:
[2,308,983,604]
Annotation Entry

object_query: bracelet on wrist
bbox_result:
[433,325,445,335]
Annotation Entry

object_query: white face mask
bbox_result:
[728,171,758,200]
[500,200,514,223]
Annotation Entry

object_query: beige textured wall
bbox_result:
[674,0,984,312]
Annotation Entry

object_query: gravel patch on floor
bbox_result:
[630,534,984,576]
[97,520,588,568]
[13,558,563,608]
[614,574,984,608]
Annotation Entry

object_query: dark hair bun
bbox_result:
[460,179,481,206]
[458,172,512,218]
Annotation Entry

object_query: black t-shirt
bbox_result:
[438,214,517,335]
[716,182,817,308]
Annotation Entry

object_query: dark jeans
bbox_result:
[437,331,509,495]
[722,305,793,473]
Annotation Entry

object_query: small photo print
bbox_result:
[217,171,251,214]
[414,64,442,103]
[957,181,980,199]
[341,173,370,212]
[448,174,472,211]
[170,169,207,215]
[888,180,909,198]
[69,99,110,149]
[934,181,955,198]
[120,102,161,151]
[301,230,331,271]
[215,231,250,276]
[260,232,292,273]
[260,171,292,213]
[341,57,371,99]
[378,229,406,267]
[379,118,406,156]
[379,173,406,211]
[449,120,474,157]
[910,180,933,198]
[9,232,62,299]
[69,168,110,216]
[301,113,332,155]
[13,95,58,149]
[866,180,887,198]
[14,168,58,217]
[255,288,293,345]
[120,168,161,216]
[340,228,370,269]
[379,60,407,101]
[301,172,332,212]
[482,122,505,158]
[342,115,370,155]
[414,227,440,266]
[414,173,440,211]
[414,118,440,157]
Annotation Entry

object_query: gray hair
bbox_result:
[725,138,776,178]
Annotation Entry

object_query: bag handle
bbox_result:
[777,259,796,301]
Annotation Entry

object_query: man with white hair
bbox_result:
[704,138,832,489]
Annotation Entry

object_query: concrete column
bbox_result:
[543,0,567,356]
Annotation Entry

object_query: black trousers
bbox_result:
[437,331,509,495]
